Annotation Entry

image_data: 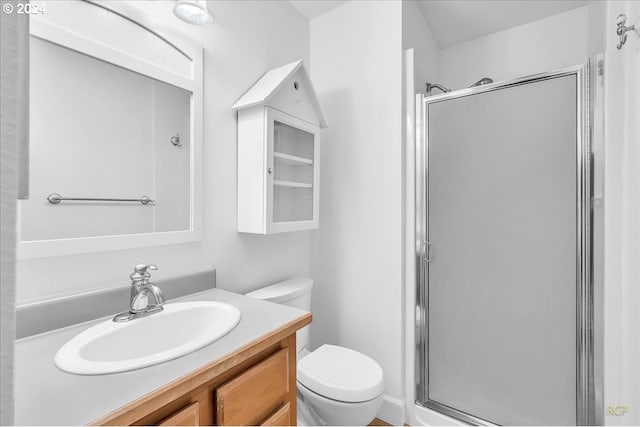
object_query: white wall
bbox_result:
[402,0,439,91]
[587,0,605,57]
[16,0,311,303]
[309,1,404,422]
[603,1,640,425]
[439,6,588,89]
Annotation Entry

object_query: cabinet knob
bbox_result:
[268,167,273,174]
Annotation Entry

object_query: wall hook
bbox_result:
[616,14,639,49]
[170,133,181,147]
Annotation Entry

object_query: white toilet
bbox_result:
[246,278,385,426]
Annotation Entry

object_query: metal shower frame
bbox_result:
[414,60,603,425]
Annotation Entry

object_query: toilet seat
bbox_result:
[297,344,385,403]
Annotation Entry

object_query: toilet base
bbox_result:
[297,382,384,426]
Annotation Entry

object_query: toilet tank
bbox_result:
[246,277,313,354]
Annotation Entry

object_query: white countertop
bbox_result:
[14,289,308,426]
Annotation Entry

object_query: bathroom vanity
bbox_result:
[14,289,311,426]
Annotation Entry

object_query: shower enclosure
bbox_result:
[414,63,601,425]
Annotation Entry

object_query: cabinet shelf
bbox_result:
[273,152,313,165]
[274,180,312,189]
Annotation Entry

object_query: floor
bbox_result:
[370,418,392,426]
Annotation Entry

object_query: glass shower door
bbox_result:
[418,70,592,425]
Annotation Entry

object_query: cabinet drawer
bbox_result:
[216,349,289,426]
[260,402,291,426]
[158,402,199,426]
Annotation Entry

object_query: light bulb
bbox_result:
[173,0,212,25]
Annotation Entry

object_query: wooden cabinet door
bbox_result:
[158,402,199,426]
[260,403,291,426]
[216,349,289,426]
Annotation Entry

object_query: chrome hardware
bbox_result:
[426,77,493,96]
[470,77,494,87]
[113,264,165,322]
[616,14,638,49]
[597,60,604,77]
[47,193,154,205]
[170,133,181,147]
[425,82,451,95]
[129,264,158,289]
[423,241,433,264]
[268,167,273,174]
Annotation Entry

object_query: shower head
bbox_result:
[425,82,451,95]
[470,77,493,87]
[425,78,493,96]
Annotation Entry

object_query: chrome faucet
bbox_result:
[113,264,165,323]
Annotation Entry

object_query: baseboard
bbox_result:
[376,394,404,426]
[412,403,468,426]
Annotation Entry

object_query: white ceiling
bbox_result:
[288,0,587,48]
[288,1,347,20]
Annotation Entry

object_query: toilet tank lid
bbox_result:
[245,277,313,303]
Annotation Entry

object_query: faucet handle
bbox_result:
[134,264,158,273]
[130,264,158,282]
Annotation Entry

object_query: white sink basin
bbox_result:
[55,301,241,375]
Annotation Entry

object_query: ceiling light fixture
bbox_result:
[173,0,213,25]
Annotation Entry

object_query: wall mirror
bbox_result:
[18,0,203,258]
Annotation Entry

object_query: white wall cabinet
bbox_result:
[238,107,320,233]
[233,61,327,234]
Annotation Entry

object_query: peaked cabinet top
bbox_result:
[232,60,328,128]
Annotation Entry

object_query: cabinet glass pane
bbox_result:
[273,186,313,222]
[274,121,314,160]
[272,121,314,223]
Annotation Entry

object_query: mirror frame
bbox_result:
[18,0,203,258]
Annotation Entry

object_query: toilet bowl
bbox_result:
[246,278,385,426]
[296,344,385,425]
[298,382,384,426]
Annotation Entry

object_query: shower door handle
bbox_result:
[423,241,433,263]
